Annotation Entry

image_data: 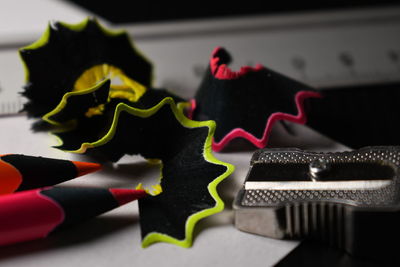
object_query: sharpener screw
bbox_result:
[309,158,329,181]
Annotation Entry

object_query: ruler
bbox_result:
[127,5,400,97]
[1,5,400,115]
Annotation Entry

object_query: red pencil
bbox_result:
[0,186,147,246]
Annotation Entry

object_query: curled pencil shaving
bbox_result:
[54,97,234,247]
[19,18,152,118]
[192,47,322,151]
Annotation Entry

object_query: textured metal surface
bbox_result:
[284,202,345,245]
[243,147,400,207]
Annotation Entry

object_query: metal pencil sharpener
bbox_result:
[233,146,400,258]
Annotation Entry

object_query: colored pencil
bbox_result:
[0,186,147,246]
[0,154,101,195]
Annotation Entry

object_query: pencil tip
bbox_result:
[109,188,147,206]
[72,161,102,177]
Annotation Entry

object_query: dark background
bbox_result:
[66,0,400,24]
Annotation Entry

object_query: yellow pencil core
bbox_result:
[74,64,146,102]
[138,158,163,196]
